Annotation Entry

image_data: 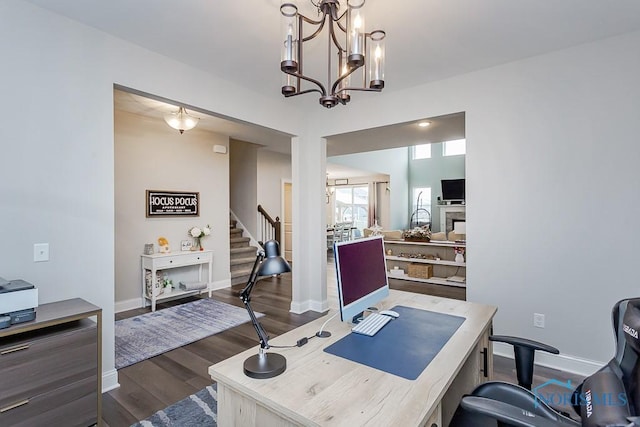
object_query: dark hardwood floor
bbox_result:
[104,272,585,426]
[104,275,324,427]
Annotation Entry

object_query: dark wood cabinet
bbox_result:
[0,298,102,427]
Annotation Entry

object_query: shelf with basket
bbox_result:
[385,255,465,267]
[384,240,466,300]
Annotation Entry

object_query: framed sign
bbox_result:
[181,240,193,251]
[146,190,199,217]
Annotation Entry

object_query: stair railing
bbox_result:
[257,205,281,247]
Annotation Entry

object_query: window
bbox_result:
[412,144,431,159]
[443,139,466,156]
[334,185,369,231]
[410,187,431,227]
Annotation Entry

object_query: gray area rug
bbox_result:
[131,384,217,427]
[116,298,262,369]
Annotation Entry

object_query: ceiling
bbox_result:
[114,89,294,154]
[34,0,640,167]
[25,0,640,98]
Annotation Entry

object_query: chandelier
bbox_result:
[280,0,386,108]
[163,107,199,134]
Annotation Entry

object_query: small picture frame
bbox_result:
[181,240,193,251]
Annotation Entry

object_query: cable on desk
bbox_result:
[316,311,339,338]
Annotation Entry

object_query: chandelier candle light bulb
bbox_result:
[368,30,385,89]
[348,11,364,66]
[285,25,294,61]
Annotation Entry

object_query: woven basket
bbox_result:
[407,263,433,279]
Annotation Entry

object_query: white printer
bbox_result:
[0,277,38,328]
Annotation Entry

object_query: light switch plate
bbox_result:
[34,243,49,262]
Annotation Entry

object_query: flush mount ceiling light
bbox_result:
[418,121,431,128]
[280,0,386,109]
[163,107,199,134]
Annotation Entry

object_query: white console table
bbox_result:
[141,250,213,311]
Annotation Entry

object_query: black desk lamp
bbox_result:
[239,240,291,379]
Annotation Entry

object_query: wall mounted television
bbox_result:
[441,178,465,201]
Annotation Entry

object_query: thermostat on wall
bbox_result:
[213,145,227,154]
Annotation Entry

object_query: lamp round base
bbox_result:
[243,352,287,379]
[316,330,331,338]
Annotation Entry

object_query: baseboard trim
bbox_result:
[115,298,141,313]
[102,369,119,393]
[210,279,230,291]
[493,342,603,378]
[115,281,231,313]
[290,299,328,314]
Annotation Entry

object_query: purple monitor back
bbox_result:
[334,236,390,321]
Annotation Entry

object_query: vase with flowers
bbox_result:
[189,225,211,251]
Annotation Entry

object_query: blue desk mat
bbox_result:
[323,305,466,380]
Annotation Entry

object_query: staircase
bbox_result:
[230,219,259,286]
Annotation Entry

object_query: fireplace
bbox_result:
[438,205,466,234]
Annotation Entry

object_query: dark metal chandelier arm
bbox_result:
[330,64,359,95]
[283,88,324,98]
[329,18,346,52]
[282,69,327,96]
[301,14,327,41]
[336,86,382,94]
[335,10,348,33]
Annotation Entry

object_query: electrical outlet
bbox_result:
[533,313,545,328]
[34,243,49,262]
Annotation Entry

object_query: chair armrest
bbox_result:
[490,335,559,390]
[490,335,560,354]
[460,396,574,427]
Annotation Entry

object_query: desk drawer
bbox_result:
[0,376,97,427]
[0,320,97,408]
[153,252,212,268]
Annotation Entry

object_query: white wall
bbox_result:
[114,109,231,307]
[4,0,640,383]
[314,31,640,372]
[257,149,292,227]
[229,139,258,238]
[0,0,306,390]
[329,147,410,230]
[409,142,466,233]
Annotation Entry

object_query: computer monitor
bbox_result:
[334,235,390,322]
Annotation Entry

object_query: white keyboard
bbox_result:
[351,312,392,337]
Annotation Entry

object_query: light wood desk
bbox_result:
[209,290,496,426]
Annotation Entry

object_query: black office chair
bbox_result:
[450,297,640,427]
